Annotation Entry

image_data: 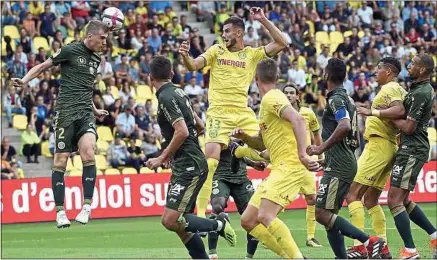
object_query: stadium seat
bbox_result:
[315,31,330,45]
[97,126,114,142]
[41,141,53,158]
[66,157,74,171]
[64,37,75,44]
[140,167,155,174]
[12,115,27,130]
[33,37,50,51]
[110,86,120,99]
[135,139,142,146]
[343,30,353,38]
[4,25,20,39]
[73,155,83,170]
[306,21,315,36]
[330,31,344,44]
[105,168,120,175]
[70,170,82,177]
[96,139,109,155]
[2,37,16,55]
[122,167,137,174]
[136,85,153,100]
[428,127,437,142]
[95,154,108,170]
[358,30,365,38]
[97,170,103,176]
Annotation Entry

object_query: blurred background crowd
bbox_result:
[1,1,436,179]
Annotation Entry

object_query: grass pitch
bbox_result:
[2,203,436,258]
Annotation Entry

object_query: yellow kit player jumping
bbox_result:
[345,57,407,259]
[178,7,288,219]
[232,58,321,258]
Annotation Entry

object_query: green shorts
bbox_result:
[54,112,97,153]
[316,175,351,211]
[210,179,254,214]
[390,152,426,191]
[166,170,208,213]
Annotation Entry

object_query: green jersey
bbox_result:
[322,88,358,183]
[399,80,433,158]
[213,149,248,184]
[156,83,208,175]
[50,41,100,121]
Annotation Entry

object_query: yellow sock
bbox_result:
[250,224,288,258]
[368,205,387,241]
[196,158,218,218]
[267,218,303,258]
[306,205,316,239]
[348,201,365,246]
[235,146,265,161]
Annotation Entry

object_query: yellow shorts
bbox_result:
[299,171,316,196]
[249,166,306,209]
[354,136,398,190]
[205,106,259,147]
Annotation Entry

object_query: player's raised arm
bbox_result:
[357,98,406,119]
[179,40,206,71]
[11,58,53,87]
[250,7,288,56]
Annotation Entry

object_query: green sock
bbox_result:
[394,209,415,248]
[333,216,369,243]
[407,201,437,235]
[82,162,97,202]
[51,169,65,210]
[185,233,209,259]
[327,228,347,259]
[208,231,219,254]
[246,233,258,258]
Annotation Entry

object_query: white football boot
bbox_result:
[75,204,92,224]
[56,210,71,228]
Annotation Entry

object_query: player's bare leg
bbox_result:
[52,152,71,228]
[75,133,98,224]
[196,142,222,219]
[304,194,322,248]
[315,208,385,259]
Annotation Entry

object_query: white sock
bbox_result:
[430,231,437,240]
[405,247,417,253]
[216,220,223,232]
[363,239,369,247]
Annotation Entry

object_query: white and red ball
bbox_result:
[102,7,125,31]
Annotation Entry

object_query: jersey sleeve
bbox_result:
[50,44,72,66]
[309,109,320,132]
[251,46,268,62]
[159,91,185,126]
[386,85,405,104]
[329,95,350,122]
[199,44,218,67]
[407,91,429,122]
[263,91,290,118]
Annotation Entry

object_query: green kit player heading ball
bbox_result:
[11,20,110,228]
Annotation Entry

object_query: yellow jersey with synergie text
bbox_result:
[364,81,407,143]
[259,89,307,170]
[200,44,268,108]
[299,106,320,145]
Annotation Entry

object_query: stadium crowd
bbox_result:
[1,1,437,179]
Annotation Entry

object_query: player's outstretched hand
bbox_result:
[230,127,247,140]
[11,78,25,88]
[306,145,324,156]
[94,109,109,120]
[300,155,322,172]
[250,7,266,20]
[179,41,190,56]
[357,106,372,116]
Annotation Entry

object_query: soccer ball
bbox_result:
[101,7,124,31]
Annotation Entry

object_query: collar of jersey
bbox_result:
[155,82,173,97]
[410,79,430,89]
[326,87,346,98]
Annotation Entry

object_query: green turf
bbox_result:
[2,203,436,258]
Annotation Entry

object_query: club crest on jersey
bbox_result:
[77,56,87,65]
[217,46,225,55]
[238,52,247,59]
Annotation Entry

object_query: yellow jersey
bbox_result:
[259,89,306,170]
[364,81,407,143]
[299,107,320,145]
[201,44,268,108]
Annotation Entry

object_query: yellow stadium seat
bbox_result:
[140,167,155,174]
[70,170,82,176]
[110,86,120,99]
[33,36,50,51]
[315,31,330,45]
[105,168,120,175]
[122,167,138,174]
[66,157,74,171]
[95,154,108,170]
[2,37,16,55]
[428,127,437,142]
[136,85,153,100]
[135,139,142,146]
[343,30,353,38]
[64,37,75,44]
[96,140,109,155]
[330,31,344,44]
[306,20,315,36]
[12,115,27,130]
[97,126,114,142]
[41,141,53,157]
[73,155,83,170]
[4,25,20,39]
[358,30,365,38]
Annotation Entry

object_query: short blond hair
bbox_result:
[86,20,109,35]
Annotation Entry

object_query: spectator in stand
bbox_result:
[357,1,373,28]
[20,124,41,163]
[116,105,136,139]
[141,135,160,160]
[287,60,306,88]
[7,53,27,79]
[37,4,57,39]
[98,55,113,82]
[107,132,129,169]
[147,28,162,54]
[1,137,21,168]
[135,105,152,140]
[126,136,145,172]
[184,76,204,98]
[316,46,331,70]
[114,55,131,84]
[71,1,90,29]
[244,26,259,47]
[18,28,33,53]
[3,86,26,127]
[1,159,17,180]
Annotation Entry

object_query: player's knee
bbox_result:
[205,143,222,160]
[387,190,402,208]
[305,195,316,205]
[79,146,95,162]
[257,211,275,227]
[363,192,379,209]
[161,215,179,232]
[53,153,69,169]
[241,213,256,232]
[315,208,329,226]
